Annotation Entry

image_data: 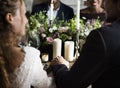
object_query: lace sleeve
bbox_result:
[25,47,56,88]
[10,46,56,88]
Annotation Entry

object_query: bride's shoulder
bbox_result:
[22,46,41,63]
[23,46,40,55]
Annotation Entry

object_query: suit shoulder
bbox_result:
[32,3,48,14]
[60,2,73,11]
[33,3,48,8]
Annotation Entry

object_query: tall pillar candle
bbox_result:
[76,0,80,30]
[64,41,74,62]
[50,0,54,21]
[53,38,62,59]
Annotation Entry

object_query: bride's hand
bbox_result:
[51,56,69,68]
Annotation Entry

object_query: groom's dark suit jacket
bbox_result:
[31,2,74,21]
[52,19,120,88]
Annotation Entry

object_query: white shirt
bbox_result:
[10,46,56,88]
[47,6,60,22]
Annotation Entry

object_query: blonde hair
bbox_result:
[0,0,25,87]
[0,58,10,88]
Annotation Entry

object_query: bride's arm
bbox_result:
[31,49,55,88]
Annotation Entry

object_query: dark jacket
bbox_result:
[52,19,120,88]
[80,13,105,22]
[31,2,74,21]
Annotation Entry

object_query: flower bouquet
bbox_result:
[27,11,103,60]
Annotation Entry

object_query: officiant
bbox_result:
[31,0,74,22]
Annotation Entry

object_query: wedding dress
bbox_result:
[9,46,56,88]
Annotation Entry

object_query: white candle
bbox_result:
[53,38,62,59]
[50,0,54,21]
[76,0,80,30]
[42,53,49,62]
[64,41,74,62]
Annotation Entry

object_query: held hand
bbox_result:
[51,56,69,68]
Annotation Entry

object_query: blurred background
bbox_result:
[35,0,86,12]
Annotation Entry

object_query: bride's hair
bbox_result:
[0,0,25,87]
[0,59,10,88]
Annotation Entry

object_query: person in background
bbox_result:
[31,0,74,22]
[51,0,120,88]
[24,0,33,14]
[80,0,105,22]
[0,0,55,88]
[24,0,34,18]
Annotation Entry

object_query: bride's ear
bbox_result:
[5,13,14,24]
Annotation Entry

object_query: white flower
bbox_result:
[41,33,47,38]
[49,28,54,33]
[37,23,41,28]
[58,26,69,33]
[52,26,57,31]
[84,30,90,36]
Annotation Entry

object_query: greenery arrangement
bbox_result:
[28,11,76,48]
[28,11,103,48]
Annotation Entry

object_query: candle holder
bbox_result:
[75,29,80,59]
[49,20,52,28]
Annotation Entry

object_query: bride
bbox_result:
[0,0,55,88]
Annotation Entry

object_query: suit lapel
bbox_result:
[56,2,63,20]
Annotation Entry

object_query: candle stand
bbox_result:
[49,20,52,27]
[75,29,80,59]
